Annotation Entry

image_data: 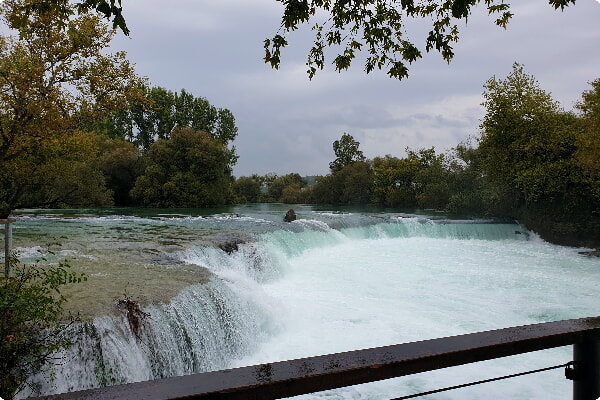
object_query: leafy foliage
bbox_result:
[476,63,573,211]
[95,136,141,206]
[233,176,262,203]
[329,133,366,173]
[265,0,575,79]
[94,86,239,152]
[1,252,87,400]
[130,127,235,208]
[0,1,145,217]
[299,68,598,248]
[8,0,129,35]
[264,173,307,202]
[10,131,114,209]
[334,161,374,205]
[371,147,451,208]
[4,0,578,81]
[372,154,419,207]
[575,78,600,186]
[456,64,600,246]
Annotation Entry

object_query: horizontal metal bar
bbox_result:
[31,316,600,400]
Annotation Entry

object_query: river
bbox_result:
[9,204,599,399]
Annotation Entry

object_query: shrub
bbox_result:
[0,252,86,399]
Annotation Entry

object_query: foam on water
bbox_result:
[228,221,597,399]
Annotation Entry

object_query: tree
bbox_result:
[410,148,452,209]
[130,127,234,208]
[233,175,262,203]
[371,147,451,209]
[303,133,371,206]
[93,86,239,174]
[372,154,419,207]
[0,1,145,218]
[265,173,307,202]
[444,142,487,215]
[265,0,575,79]
[575,78,600,186]
[309,174,337,205]
[471,64,600,246]
[329,133,366,173]
[335,161,373,205]
[1,253,87,400]
[477,63,567,215]
[9,0,129,35]
[96,86,238,150]
[13,131,114,209]
[279,183,306,204]
[571,79,600,243]
[95,136,140,206]
[310,161,373,206]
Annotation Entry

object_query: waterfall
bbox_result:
[14,210,598,399]
[23,278,275,397]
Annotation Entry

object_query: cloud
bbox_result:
[107,0,600,177]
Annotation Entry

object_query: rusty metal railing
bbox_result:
[30,316,600,400]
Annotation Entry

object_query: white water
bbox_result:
[224,220,598,399]
[14,210,600,399]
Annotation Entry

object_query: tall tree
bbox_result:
[335,161,373,206]
[372,154,419,207]
[0,0,145,218]
[444,142,487,215]
[94,86,239,174]
[329,133,366,173]
[572,79,600,243]
[477,63,565,215]
[575,78,600,186]
[473,64,599,245]
[371,147,450,208]
[233,175,262,203]
[14,131,114,209]
[130,127,234,208]
[95,135,140,206]
[98,86,238,149]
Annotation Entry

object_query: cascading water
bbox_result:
[11,206,600,399]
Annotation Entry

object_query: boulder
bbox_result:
[284,209,296,222]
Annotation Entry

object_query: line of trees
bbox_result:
[87,85,239,208]
[236,64,599,248]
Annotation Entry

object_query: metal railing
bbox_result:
[30,316,600,400]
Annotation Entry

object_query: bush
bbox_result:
[0,252,86,399]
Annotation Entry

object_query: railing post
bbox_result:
[2,218,16,279]
[573,336,600,400]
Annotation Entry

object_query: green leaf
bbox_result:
[96,2,111,17]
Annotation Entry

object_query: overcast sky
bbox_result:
[110,0,600,177]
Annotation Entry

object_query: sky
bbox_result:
[109,0,600,177]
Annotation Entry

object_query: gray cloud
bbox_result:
[110,0,600,177]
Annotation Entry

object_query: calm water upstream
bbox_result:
[9,204,600,399]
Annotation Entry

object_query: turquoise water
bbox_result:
[8,205,599,399]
